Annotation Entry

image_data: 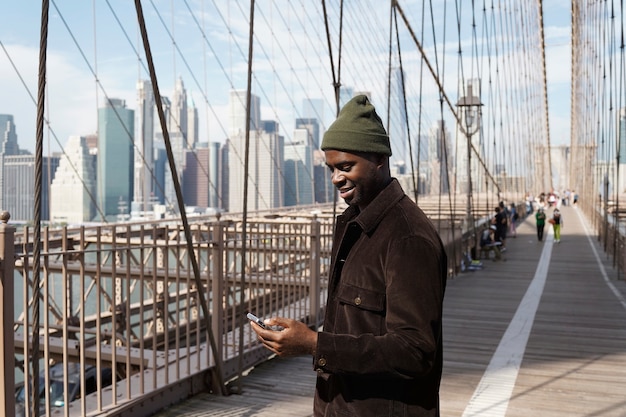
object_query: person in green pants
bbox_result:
[551,208,563,243]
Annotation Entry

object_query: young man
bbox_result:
[250,95,447,416]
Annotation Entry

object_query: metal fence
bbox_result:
[4,211,335,417]
[1,205,471,417]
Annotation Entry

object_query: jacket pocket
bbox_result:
[336,283,385,313]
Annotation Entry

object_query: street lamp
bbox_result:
[456,82,482,230]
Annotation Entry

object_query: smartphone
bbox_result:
[246,312,269,330]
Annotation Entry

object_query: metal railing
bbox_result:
[1,204,470,416]
[5,211,334,416]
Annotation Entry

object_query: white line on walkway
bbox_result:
[462,229,553,417]
[574,207,626,310]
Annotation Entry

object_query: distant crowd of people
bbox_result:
[479,189,570,260]
[479,201,518,261]
[531,190,567,243]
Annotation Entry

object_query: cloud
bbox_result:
[0,43,100,153]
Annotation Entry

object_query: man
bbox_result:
[250,95,447,416]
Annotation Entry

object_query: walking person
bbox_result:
[494,205,508,251]
[249,95,448,416]
[551,208,564,243]
[509,203,518,237]
[535,207,547,241]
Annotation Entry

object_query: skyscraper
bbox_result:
[183,143,220,209]
[164,78,189,209]
[284,129,314,206]
[0,114,20,215]
[50,136,96,223]
[227,90,283,212]
[0,114,19,156]
[133,80,155,213]
[229,89,261,136]
[295,118,320,150]
[97,98,134,219]
[3,154,59,221]
[389,67,408,170]
[429,120,451,194]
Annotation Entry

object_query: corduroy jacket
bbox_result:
[313,179,447,417]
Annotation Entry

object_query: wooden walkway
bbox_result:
[152,205,626,417]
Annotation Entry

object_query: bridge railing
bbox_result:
[2,207,465,417]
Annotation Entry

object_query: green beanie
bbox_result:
[321,95,392,156]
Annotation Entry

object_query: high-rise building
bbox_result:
[0,114,20,214]
[0,114,19,156]
[313,150,333,204]
[389,68,408,170]
[183,142,221,209]
[133,80,155,213]
[228,129,284,213]
[163,78,189,209]
[227,91,284,212]
[50,136,96,223]
[284,129,314,206]
[428,120,451,194]
[187,98,199,149]
[97,98,134,220]
[295,118,320,150]
[3,154,59,221]
[229,90,261,136]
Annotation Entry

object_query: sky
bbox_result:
[0,1,573,155]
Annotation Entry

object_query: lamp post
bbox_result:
[456,83,482,230]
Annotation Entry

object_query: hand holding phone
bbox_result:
[247,312,269,330]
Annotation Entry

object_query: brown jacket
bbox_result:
[313,179,447,416]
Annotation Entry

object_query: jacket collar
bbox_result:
[340,178,405,235]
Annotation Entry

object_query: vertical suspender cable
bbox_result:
[391,5,418,203]
[322,0,344,227]
[133,0,227,396]
[235,0,256,396]
[32,1,50,415]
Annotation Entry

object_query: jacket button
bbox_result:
[318,358,327,367]
[354,297,362,306]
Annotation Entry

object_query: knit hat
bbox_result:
[321,95,392,156]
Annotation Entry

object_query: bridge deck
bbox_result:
[152,204,626,417]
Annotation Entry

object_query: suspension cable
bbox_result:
[133,0,228,396]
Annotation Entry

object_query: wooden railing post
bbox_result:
[0,211,15,417]
[309,215,321,329]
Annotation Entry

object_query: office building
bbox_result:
[227,90,284,212]
[295,118,320,150]
[50,136,96,223]
[284,129,314,206]
[133,80,155,213]
[0,114,19,156]
[97,98,134,219]
[3,154,59,221]
[183,142,221,209]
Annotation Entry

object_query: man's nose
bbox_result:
[331,169,344,185]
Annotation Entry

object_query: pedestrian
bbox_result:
[550,208,564,243]
[535,207,547,241]
[509,202,518,237]
[249,95,447,416]
[494,205,508,251]
[480,225,502,260]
